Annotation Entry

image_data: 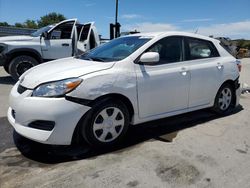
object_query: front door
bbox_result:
[135,36,190,118]
[77,22,96,54]
[41,19,77,59]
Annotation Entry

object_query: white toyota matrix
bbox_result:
[8,32,241,147]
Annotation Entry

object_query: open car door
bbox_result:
[76,22,100,55]
[41,19,78,59]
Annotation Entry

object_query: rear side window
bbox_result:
[185,37,219,60]
[80,24,91,41]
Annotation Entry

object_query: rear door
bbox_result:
[185,37,222,107]
[135,36,190,118]
[77,22,98,54]
[41,19,77,59]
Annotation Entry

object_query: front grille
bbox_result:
[17,85,28,94]
[28,120,55,131]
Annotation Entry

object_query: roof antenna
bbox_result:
[195,28,199,34]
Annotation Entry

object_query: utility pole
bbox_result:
[115,0,118,26]
[114,0,120,38]
[110,0,120,39]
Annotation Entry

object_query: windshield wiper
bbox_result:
[80,56,105,62]
[91,57,105,62]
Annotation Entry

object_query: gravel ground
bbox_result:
[0,58,250,188]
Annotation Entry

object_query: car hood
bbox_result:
[0,35,34,42]
[20,57,115,89]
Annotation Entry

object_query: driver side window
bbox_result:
[49,21,74,40]
[145,36,183,65]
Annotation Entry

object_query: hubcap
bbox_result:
[218,87,232,110]
[93,107,125,142]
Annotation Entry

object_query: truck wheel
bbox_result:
[81,99,130,147]
[212,83,234,115]
[4,64,10,73]
[9,55,39,80]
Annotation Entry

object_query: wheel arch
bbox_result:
[6,48,43,67]
[89,93,135,121]
[215,78,239,106]
[70,93,135,145]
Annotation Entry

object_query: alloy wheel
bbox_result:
[218,87,232,110]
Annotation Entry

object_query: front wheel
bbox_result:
[9,55,39,80]
[81,99,130,147]
[212,83,234,115]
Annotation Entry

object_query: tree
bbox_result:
[24,19,38,29]
[0,22,9,27]
[0,12,66,29]
[15,23,25,28]
[237,39,245,48]
[38,12,66,27]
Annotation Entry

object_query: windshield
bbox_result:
[80,36,152,62]
[31,25,53,37]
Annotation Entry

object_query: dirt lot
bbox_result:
[0,59,250,188]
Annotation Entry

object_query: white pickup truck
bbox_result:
[0,19,100,80]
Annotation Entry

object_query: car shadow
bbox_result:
[13,105,243,164]
[0,76,15,85]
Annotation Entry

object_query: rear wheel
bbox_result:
[81,99,130,146]
[213,83,234,114]
[9,55,39,80]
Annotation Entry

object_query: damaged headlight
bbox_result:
[32,78,82,97]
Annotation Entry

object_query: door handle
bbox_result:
[217,63,224,70]
[62,43,70,47]
[180,67,188,76]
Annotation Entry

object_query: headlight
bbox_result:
[32,78,82,97]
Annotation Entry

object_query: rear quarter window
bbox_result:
[185,37,220,60]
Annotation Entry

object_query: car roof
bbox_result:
[128,31,220,43]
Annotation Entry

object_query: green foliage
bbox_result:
[37,12,66,28]
[234,39,250,49]
[0,22,9,27]
[0,12,66,29]
[14,23,25,28]
[24,19,38,29]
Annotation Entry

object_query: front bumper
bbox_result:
[7,83,91,145]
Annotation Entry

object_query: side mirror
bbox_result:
[41,31,49,39]
[139,52,159,63]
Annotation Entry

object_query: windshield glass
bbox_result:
[80,36,152,62]
[31,25,53,37]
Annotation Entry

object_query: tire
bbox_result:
[4,63,10,74]
[9,55,39,80]
[212,83,234,115]
[81,99,130,147]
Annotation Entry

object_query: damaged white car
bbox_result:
[8,32,240,146]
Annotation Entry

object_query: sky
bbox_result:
[0,0,250,39]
